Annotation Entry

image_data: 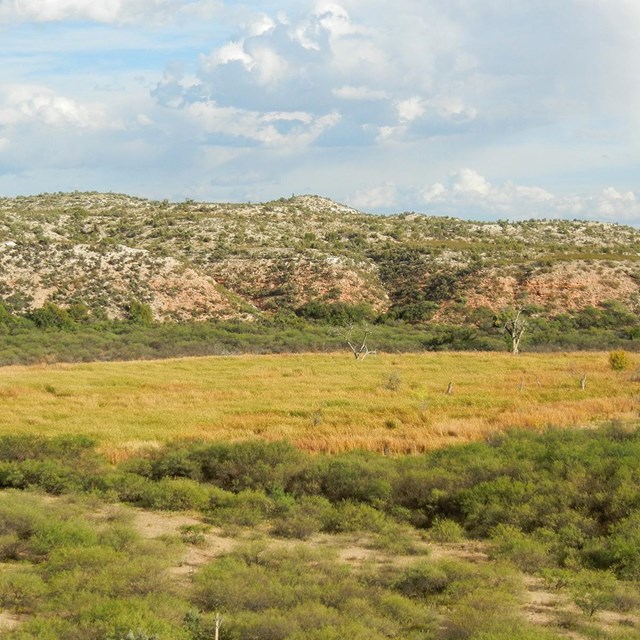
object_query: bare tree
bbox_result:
[499,308,528,355]
[335,322,377,360]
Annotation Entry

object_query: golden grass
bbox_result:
[0,352,637,457]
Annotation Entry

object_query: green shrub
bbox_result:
[322,502,389,534]
[127,300,154,326]
[428,517,465,543]
[609,349,631,371]
[207,489,275,527]
[178,524,211,546]
[570,569,617,616]
[222,609,300,640]
[489,524,551,572]
[317,456,392,506]
[0,569,48,612]
[102,472,158,506]
[195,441,304,493]
[148,478,212,511]
[29,303,75,330]
[147,448,203,482]
[192,556,299,612]
[99,525,141,552]
[271,496,333,539]
[394,562,450,598]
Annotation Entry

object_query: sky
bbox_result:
[0,0,639,223]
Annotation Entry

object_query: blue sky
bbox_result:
[0,0,639,222]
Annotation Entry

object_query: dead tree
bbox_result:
[336,322,377,360]
[500,308,528,355]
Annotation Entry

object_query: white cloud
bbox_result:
[349,183,398,209]
[0,0,221,24]
[0,137,9,151]
[248,46,289,86]
[451,168,492,196]
[0,85,113,129]
[332,85,388,101]
[248,13,276,38]
[421,182,446,203]
[420,169,640,221]
[207,41,253,68]
[427,95,477,122]
[395,97,426,124]
[202,39,288,88]
[0,0,123,23]
[187,101,340,148]
[312,1,361,38]
[0,1,638,222]
[594,187,639,219]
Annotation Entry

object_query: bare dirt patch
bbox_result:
[0,611,26,631]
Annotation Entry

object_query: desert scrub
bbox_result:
[0,492,190,640]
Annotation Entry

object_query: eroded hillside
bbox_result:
[0,191,639,322]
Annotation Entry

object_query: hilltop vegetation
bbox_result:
[0,191,639,322]
[0,192,639,362]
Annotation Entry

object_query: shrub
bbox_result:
[609,350,631,371]
[383,372,401,391]
[29,303,75,330]
[148,448,203,482]
[178,524,211,546]
[489,524,551,572]
[127,300,154,326]
[428,517,465,543]
[0,569,48,612]
[570,569,617,616]
[316,456,392,506]
[148,478,212,511]
[322,502,389,534]
[394,562,450,598]
[207,489,275,527]
[195,441,303,493]
[192,557,299,612]
[271,496,333,539]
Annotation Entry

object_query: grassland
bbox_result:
[0,351,636,457]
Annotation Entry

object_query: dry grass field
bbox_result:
[0,351,637,458]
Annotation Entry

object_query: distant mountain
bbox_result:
[1,191,639,324]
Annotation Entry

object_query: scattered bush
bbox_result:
[428,517,465,543]
[609,349,631,371]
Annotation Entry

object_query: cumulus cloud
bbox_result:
[0,85,115,129]
[421,169,640,221]
[395,97,426,124]
[451,168,492,196]
[177,0,477,141]
[187,101,340,148]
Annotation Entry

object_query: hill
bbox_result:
[1,191,639,325]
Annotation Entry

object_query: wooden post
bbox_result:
[581,373,587,391]
[446,382,453,395]
[215,612,222,640]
